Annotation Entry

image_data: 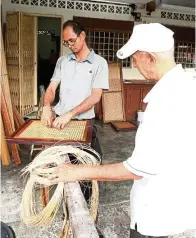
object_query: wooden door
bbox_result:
[6,12,37,116]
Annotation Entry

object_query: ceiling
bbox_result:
[91,0,195,8]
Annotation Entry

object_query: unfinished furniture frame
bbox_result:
[7,119,93,146]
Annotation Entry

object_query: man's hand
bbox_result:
[43,163,80,185]
[41,105,54,127]
[53,112,73,129]
[38,162,142,186]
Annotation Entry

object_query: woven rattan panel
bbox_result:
[21,15,35,66]
[102,92,124,122]
[6,13,35,116]
[15,120,87,141]
[7,66,20,109]
[20,14,35,116]
[21,65,35,115]
[6,13,20,111]
[108,63,122,92]
[6,13,19,66]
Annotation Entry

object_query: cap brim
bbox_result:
[116,39,137,59]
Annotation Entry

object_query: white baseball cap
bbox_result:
[117,23,174,59]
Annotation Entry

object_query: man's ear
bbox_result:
[148,53,156,65]
[80,31,86,41]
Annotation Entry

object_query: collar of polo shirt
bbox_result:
[68,49,95,64]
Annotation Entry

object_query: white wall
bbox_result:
[2,0,195,80]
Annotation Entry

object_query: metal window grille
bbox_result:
[11,0,19,3]
[175,42,196,68]
[86,30,131,67]
[30,0,38,6]
[21,0,29,5]
[40,0,48,6]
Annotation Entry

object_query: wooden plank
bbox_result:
[1,25,15,130]
[13,104,25,130]
[64,182,99,238]
[111,121,137,131]
[0,114,11,166]
[1,88,21,165]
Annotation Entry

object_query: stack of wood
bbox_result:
[1,26,24,166]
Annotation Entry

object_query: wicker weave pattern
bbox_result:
[6,13,35,116]
[102,92,124,122]
[108,63,122,92]
[6,13,20,111]
[7,66,20,108]
[15,121,87,141]
[6,13,19,65]
[102,63,125,122]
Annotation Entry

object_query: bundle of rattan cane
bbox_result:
[21,145,100,228]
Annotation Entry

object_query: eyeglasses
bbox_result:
[63,35,79,47]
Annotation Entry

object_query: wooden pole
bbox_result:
[1,88,21,165]
[13,104,25,130]
[64,182,99,238]
[1,25,15,130]
[0,114,11,166]
[1,88,13,136]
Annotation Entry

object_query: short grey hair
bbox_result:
[153,47,175,60]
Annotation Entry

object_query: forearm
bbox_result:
[74,162,142,181]
[44,88,56,106]
[70,95,99,118]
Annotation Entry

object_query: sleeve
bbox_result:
[123,127,159,178]
[50,57,63,83]
[93,59,109,90]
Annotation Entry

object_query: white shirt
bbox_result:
[123,65,196,236]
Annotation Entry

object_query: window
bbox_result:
[86,30,131,67]
[175,42,195,68]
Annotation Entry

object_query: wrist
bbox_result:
[70,109,76,118]
[69,110,75,119]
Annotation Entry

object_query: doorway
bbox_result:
[37,16,62,92]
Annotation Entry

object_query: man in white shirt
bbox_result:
[44,23,196,237]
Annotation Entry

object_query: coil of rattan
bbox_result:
[21,145,100,237]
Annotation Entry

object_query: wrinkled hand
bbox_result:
[53,112,72,129]
[43,163,79,185]
[41,106,54,127]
